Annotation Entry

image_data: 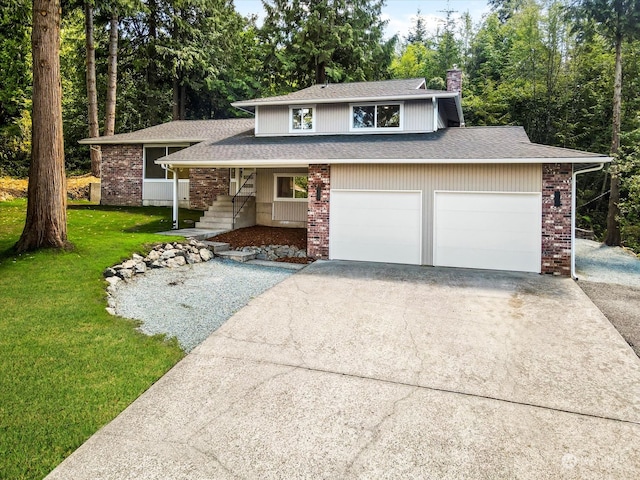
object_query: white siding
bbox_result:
[331,163,542,265]
[142,179,189,205]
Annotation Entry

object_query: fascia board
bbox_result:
[232,92,459,108]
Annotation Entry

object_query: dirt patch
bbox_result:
[0,175,100,202]
[210,226,307,250]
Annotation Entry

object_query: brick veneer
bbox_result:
[100,144,143,206]
[307,164,331,259]
[189,168,230,210]
[541,163,572,276]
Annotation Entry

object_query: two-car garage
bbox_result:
[328,183,542,273]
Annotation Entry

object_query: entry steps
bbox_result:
[200,240,305,270]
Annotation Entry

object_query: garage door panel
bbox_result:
[437,229,540,250]
[330,190,422,265]
[441,211,539,231]
[434,192,541,273]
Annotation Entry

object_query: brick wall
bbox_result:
[100,144,143,206]
[307,164,331,259]
[541,163,572,276]
[189,168,230,210]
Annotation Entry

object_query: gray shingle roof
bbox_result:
[78,118,254,145]
[157,125,609,167]
[232,78,455,107]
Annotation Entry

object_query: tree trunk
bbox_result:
[84,2,101,177]
[104,8,118,136]
[604,33,623,246]
[172,76,180,120]
[180,84,186,120]
[16,0,68,252]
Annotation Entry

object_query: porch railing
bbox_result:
[231,172,256,229]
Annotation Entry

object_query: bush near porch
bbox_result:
[0,200,202,480]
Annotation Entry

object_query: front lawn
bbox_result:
[0,200,202,480]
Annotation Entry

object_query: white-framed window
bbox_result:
[143,145,189,179]
[289,105,315,132]
[274,174,308,201]
[350,103,403,131]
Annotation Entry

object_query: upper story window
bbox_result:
[351,103,402,131]
[290,106,314,132]
[144,146,189,179]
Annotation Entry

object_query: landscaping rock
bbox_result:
[200,249,214,262]
[118,269,133,280]
[103,267,118,278]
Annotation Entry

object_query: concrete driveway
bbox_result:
[47,261,640,479]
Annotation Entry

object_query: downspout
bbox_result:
[163,165,180,230]
[572,163,605,280]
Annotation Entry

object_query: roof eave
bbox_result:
[157,156,612,168]
[78,137,208,145]
[231,92,459,108]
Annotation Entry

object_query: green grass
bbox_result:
[0,200,203,480]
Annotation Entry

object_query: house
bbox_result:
[80,71,611,276]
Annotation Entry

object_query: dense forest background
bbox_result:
[1,0,639,248]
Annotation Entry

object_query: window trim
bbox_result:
[289,105,316,133]
[349,102,404,132]
[273,173,309,202]
[143,144,190,181]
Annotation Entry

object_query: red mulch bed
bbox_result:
[209,226,307,250]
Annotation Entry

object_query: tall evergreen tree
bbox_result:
[17,0,68,252]
[259,0,395,90]
[569,0,640,245]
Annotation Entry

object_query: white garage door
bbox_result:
[434,192,541,273]
[329,190,422,265]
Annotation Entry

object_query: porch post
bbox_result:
[172,168,179,229]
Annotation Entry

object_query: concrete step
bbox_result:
[196,221,233,230]
[200,241,231,253]
[203,210,233,218]
[216,250,257,263]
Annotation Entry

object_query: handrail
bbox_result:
[232,172,256,229]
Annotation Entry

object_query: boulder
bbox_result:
[147,250,161,261]
[134,262,146,274]
[166,256,186,268]
[103,267,118,278]
[161,250,176,260]
[199,248,213,262]
[118,269,133,280]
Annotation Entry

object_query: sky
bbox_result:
[233,0,492,38]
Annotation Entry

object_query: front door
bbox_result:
[229,168,256,196]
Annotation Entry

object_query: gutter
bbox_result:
[231,92,460,108]
[571,163,606,280]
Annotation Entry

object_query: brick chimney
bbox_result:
[446,66,462,97]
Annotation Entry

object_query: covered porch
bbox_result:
[161,163,310,231]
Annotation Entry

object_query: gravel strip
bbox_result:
[575,239,640,288]
[111,259,295,352]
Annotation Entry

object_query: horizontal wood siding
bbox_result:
[257,106,289,135]
[256,168,308,226]
[404,100,434,132]
[332,163,542,265]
